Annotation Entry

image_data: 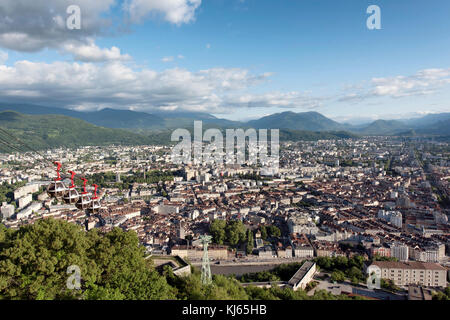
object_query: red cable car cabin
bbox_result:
[64,170,80,204]
[75,178,91,211]
[87,184,101,214]
[47,161,67,198]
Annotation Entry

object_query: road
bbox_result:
[191,258,306,276]
[309,273,406,300]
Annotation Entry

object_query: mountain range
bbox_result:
[0,111,165,152]
[1,103,448,135]
[0,110,357,152]
[0,102,448,151]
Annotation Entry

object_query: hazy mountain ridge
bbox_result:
[0,110,360,151]
[247,111,346,131]
[352,120,410,135]
[0,102,448,137]
[0,111,161,152]
[0,103,234,131]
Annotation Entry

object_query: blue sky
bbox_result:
[0,0,449,123]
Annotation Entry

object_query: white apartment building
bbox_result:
[1,202,15,219]
[367,261,447,288]
[390,243,409,262]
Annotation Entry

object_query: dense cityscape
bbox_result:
[1,136,449,300]
[0,0,449,312]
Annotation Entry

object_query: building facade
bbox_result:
[367,261,447,288]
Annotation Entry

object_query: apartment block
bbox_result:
[367,261,447,288]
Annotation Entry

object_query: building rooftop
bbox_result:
[371,260,447,271]
[288,260,316,286]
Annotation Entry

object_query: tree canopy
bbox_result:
[209,219,246,247]
[0,218,174,300]
[0,219,368,301]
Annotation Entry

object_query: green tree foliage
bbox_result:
[372,254,399,262]
[169,272,249,300]
[265,225,281,238]
[380,278,401,292]
[315,255,367,283]
[209,220,226,245]
[0,111,158,152]
[432,286,450,300]
[209,220,245,247]
[0,219,370,301]
[245,286,279,300]
[239,262,304,283]
[346,266,364,283]
[0,181,26,204]
[305,280,319,292]
[260,226,268,240]
[0,218,175,300]
[240,271,281,283]
[226,220,246,246]
[331,271,346,283]
[246,229,254,254]
[244,285,363,301]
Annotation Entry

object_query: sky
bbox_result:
[0,0,449,123]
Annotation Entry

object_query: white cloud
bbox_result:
[0,0,116,52]
[371,68,450,98]
[0,0,202,54]
[161,56,174,63]
[0,60,282,114]
[225,91,324,110]
[123,0,202,25]
[339,68,450,102]
[61,40,131,62]
[206,43,211,49]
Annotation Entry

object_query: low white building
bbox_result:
[16,202,42,220]
[17,194,32,209]
[288,261,317,291]
[1,202,15,219]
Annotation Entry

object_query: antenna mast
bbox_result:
[200,235,212,285]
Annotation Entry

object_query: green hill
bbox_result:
[416,119,450,136]
[355,120,411,135]
[247,111,346,131]
[279,129,358,141]
[0,111,157,152]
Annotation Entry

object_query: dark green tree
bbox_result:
[331,271,346,283]
[225,220,246,246]
[246,229,254,255]
[0,218,175,300]
[260,226,268,240]
[209,220,226,244]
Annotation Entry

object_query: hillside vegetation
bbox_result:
[0,111,156,152]
[0,218,365,300]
